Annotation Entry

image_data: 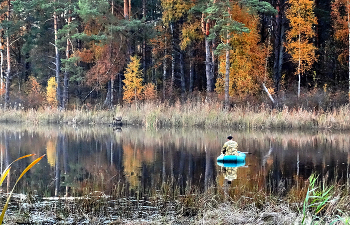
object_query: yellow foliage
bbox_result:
[285,0,317,74]
[180,20,204,50]
[123,56,144,103]
[161,0,193,24]
[46,77,57,107]
[46,139,57,167]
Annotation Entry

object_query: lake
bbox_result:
[1,124,349,199]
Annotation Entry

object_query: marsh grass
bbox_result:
[3,174,350,224]
[2,102,350,130]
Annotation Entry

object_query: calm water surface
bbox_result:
[1,124,349,197]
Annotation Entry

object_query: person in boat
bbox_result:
[221,135,238,156]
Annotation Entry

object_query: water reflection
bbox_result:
[0,125,349,199]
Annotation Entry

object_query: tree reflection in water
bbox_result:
[0,125,349,199]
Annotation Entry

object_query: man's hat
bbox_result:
[227,135,233,139]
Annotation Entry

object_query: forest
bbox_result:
[0,0,348,110]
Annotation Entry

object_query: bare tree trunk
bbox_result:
[189,49,194,93]
[211,40,215,91]
[118,73,122,104]
[205,36,212,95]
[55,135,61,197]
[5,0,11,109]
[263,22,275,104]
[224,48,230,109]
[163,36,167,99]
[54,1,61,108]
[111,77,114,105]
[104,80,112,106]
[273,3,286,95]
[298,32,301,98]
[0,34,3,91]
[170,23,175,95]
[63,8,72,110]
[124,0,129,19]
[180,50,185,101]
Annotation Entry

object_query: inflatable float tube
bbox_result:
[217,160,246,168]
[217,152,246,163]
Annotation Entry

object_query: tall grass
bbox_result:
[114,102,350,130]
[3,173,350,224]
[2,102,350,130]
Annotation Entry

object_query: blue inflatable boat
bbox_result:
[216,160,246,168]
[217,152,246,163]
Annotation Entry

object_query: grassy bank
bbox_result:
[4,174,350,224]
[1,102,350,130]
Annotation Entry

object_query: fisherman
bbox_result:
[221,135,238,156]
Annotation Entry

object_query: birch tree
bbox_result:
[285,0,317,98]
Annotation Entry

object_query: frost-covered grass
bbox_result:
[3,177,350,225]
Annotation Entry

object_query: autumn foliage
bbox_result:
[331,0,350,63]
[285,0,317,75]
[215,4,271,98]
[26,76,44,109]
[46,77,57,107]
[143,83,157,101]
[85,44,126,89]
[123,56,144,103]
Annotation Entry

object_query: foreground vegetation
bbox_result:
[1,100,350,130]
[3,174,350,224]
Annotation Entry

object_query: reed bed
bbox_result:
[3,175,350,224]
[1,102,350,130]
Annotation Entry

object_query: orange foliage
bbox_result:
[150,25,171,69]
[85,43,126,88]
[331,0,349,63]
[0,86,5,96]
[215,4,271,98]
[143,83,157,101]
[285,0,317,74]
[76,48,94,63]
[26,76,44,109]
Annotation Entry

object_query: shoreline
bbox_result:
[0,102,350,130]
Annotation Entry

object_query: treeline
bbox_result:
[0,0,348,109]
